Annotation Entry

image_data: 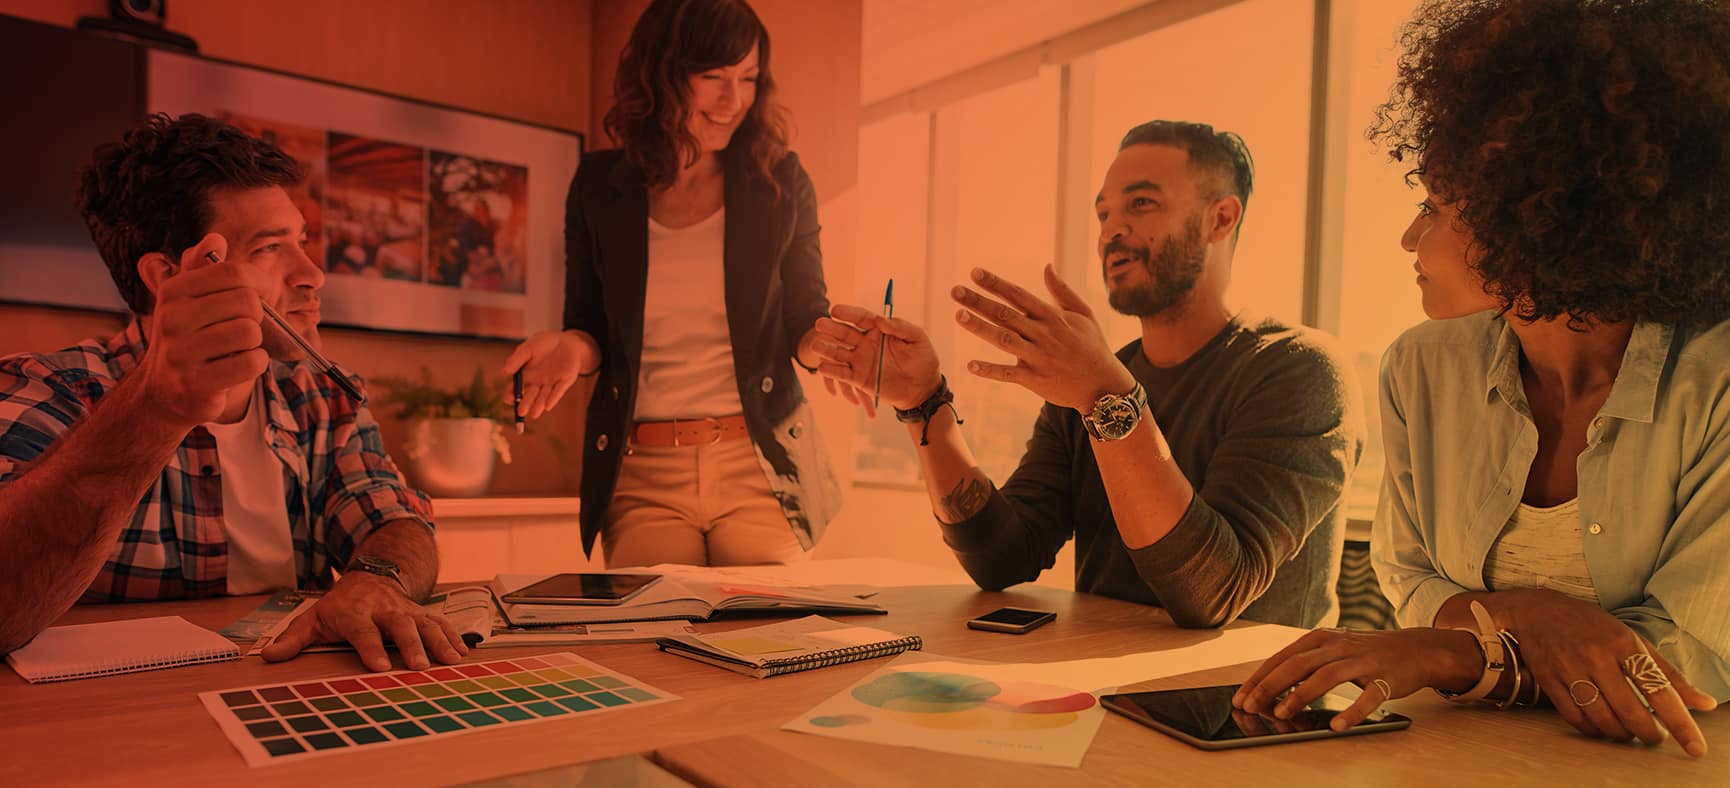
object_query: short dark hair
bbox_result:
[603,0,791,192]
[1371,0,1730,327]
[76,113,303,314]
[1119,120,1255,217]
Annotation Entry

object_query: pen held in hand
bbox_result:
[204,250,363,403]
[513,369,525,434]
[874,279,893,409]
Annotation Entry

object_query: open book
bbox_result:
[657,615,922,678]
[492,573,886,626]
[237,588,698,654]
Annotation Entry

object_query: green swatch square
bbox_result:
[400,701,438,717]
[421,715,463,733]
[345,692,385,707]
[309,696,348,713]
[363,706,405,722]
[232,706,272,722]
[500,688,537,703]
[384,721,428,739]
[587,691,628,707]
[261,738,303,756]
[590,676,625,690]
[327,711,366,728]
[529,684,571,699]
[478,676,514,690]
[435,696,476,712]
[525,701,567,717]
[617,687,657,703]
[382,687,418,703]
[559,679,599,693]
[457,710,500,727]
[468,692,507,707]
[555,696,599,712]
[343,727,388,745]
[492,706,533,722]
[286,715,329,733]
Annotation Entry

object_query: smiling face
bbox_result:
[1095,144,1220,318]
[685,43,759,154]
[1400,180,1499,320]
[204,186,324,360]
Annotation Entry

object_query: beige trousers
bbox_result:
[601,437,808,568]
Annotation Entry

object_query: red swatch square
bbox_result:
[491,660,523,672]
[292,682,335,698]
[457,664,495,678]
[328,679,365,693]
[395,672,434,685]
[513,657,547,669]
[427,668,463,681]
[362,675,401,689]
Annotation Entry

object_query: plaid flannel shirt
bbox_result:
[0,320,433,601]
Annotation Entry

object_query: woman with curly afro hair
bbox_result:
[1235,0,1730,756]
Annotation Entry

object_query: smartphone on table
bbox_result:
[1101,684,1411,750]
[500,573,662,606]
[966,607,1056,634]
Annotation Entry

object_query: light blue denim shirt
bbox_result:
[1371,312,1730,700]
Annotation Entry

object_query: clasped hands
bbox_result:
[809,265,1135,414]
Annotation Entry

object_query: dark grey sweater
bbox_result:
[940,316,1364,628]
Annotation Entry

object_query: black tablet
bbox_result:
[499,573,662,606]
[1101,684,1411,750]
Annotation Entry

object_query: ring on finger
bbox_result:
[1569,679,1601,707]
[1371,678,1392,701]
[1620,652,1672,695]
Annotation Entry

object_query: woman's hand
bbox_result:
[1233,627,1483,732]
[807,304,943,419]
[501,330,600,420]
[1497,589,1715,756]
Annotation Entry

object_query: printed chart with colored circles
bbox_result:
[199,652,676,767]
[786,656,1109,768]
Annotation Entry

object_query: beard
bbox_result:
[1105,212,1207,318]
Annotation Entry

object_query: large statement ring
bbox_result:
[1569,679,1601,707]
[1371,678,1392,701]
[1621,652,1672,695]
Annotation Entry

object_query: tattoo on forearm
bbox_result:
[940,476,993,521]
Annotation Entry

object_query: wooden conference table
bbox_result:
[3,577,1726,787]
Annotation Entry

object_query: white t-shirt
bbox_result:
[203,383,297,595]
[1482,498,1600,604]
[633,209,746,421]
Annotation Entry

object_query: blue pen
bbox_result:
[513,369,525,434]
[874,279,893,409]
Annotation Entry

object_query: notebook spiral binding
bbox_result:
[53,646,238,682]
[757,635,923,677]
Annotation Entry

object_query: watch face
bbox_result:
[1094,397,1141,440]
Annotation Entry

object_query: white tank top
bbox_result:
[203,383,296,594]
[1482,498,1600,604]
[633,209,745,421]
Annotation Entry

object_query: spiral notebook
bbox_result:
[6,615,240,683]
[656,615,921,678]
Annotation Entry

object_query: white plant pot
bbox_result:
[406,418,497,498]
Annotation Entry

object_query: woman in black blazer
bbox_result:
[505,0,841,567]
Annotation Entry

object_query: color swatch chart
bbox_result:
[198,652,677,767]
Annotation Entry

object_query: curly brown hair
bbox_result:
[77,113,302,314]
[603,0,791,192]
[1370,0,1730,327]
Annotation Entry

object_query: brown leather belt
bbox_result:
[629,415,751,447]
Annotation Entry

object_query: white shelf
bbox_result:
[432,496,581,519]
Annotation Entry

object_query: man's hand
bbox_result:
[950,265,1135,411]
[134,232,274,427]
[808,304,943,415]
[260,573,469,672]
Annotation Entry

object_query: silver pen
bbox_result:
[205,251,364,402]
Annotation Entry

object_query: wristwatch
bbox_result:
[1080,381,1148,442]
[349,555,409,595]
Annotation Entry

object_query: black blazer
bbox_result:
[563,148,841,557]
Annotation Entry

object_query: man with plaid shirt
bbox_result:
[0,114,468,672]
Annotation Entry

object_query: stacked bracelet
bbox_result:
[894,375,963,446]
[1440,600,1540,708]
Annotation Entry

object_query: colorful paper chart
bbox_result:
[784,652,1110,768]
[199,652,676,767]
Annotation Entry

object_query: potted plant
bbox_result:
[371,367,514,498]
